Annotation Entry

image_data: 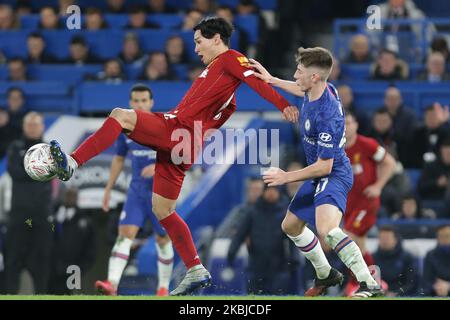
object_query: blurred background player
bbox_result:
[48,17,298,296]
[343,111,396,296]
[255,47,383,297]
[95,84,173,296]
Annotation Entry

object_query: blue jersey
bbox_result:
[299,83,351,178]
[116,133,157,187]
[289,83,353,227]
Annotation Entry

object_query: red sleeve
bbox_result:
[362,136,386,162]
[222,51,290,112]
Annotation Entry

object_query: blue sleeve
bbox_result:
[115,134,128,157]
[315,111,341,160]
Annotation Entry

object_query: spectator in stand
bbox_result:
[328,58,342,82]
[0,88,27,158]
[416,52,450,83]
[392,194,436,220]
[182,9,203,31]
[106,0,127,14]
[418,140,450,207]
[89,59,126,84]
[406,103,450,168]
[58,0,75,16]
[430,36,449,64]
[381,86,418,165]
[48,188,96,295]
[0,50,6,65]
[126,5,159,29]
[369,108,412,215]
[216,5,250,54]
[193,0,215,15]
[147,0,177,14]
[64,36,103,65]
[26,33,58,64]
[0,4,19,30]
[227,185,295,295]
[371,49,408,81]
[215,178,265,238]
[139,52,177,81]
[118,32,148,68]
[337,85,370,135]
[84,7,109,31]
[373,226,419,297]
[345,34,373,64]
[165,36,189,65]
[422,225,450,297]
[39,6,63,30]
[7,58,29,82]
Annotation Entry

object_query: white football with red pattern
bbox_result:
[23,143,57,182]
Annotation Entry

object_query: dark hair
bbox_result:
[217,5,235,14]
[441,138,450,148]
[431,36,449,53]
[374,107,390,116]
[28,32,43,40]
[424,104,435,113]
[437,224,450,232]
[130,83,153,99]
[379,225,398,237]
[193,16,234,47]
[129,5,147,14]
[86,7,102,15]
[71,35,87,46]
[379,48,397,58]
[8,57,25,65]
[345,109,357,121]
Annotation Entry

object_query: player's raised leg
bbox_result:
[282,208,343,296]
[50,108,134,181]
[152,192,211,296]
[316,204,383,298]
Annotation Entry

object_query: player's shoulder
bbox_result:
[357,134,380,147]
[221,49,248,64]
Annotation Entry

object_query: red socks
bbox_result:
[71,117,123,166]
[160,212,201,269]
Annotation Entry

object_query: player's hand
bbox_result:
[282,106,299,123]
[102,188,112,212]
[434,102,450,125]
[141,164,155,178]
[249,59,275,83]
[262,167,288,186]
[363,184,382,199]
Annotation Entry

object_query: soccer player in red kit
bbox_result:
[343,111,396,296]
[48,17,299,296]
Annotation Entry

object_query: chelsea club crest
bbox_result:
[305,119,310,131]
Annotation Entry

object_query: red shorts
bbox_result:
[343,206,378,237]
[128,110,195,200]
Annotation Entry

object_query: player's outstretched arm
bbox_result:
[364,152,396,199]
[262,158,333,186]
[103,155,125,212]
[249,59,305,97]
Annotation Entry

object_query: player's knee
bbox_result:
[281,218,296,236]
[316,224,336,240]
[110,108,136,131]
[152,203,172,220]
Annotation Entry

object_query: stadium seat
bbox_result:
[27,64,103,84]
[235,14,259,45]
[406,169,422,193]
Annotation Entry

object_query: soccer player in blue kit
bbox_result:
[254,47,383,298]
[95,84,174,296]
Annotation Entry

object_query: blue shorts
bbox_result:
[288,175,352,228]
[120,182,166,236]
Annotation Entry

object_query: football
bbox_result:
[23,143,57,182]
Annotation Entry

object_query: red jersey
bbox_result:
[346,134,386,210]
[164,49,290,131]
